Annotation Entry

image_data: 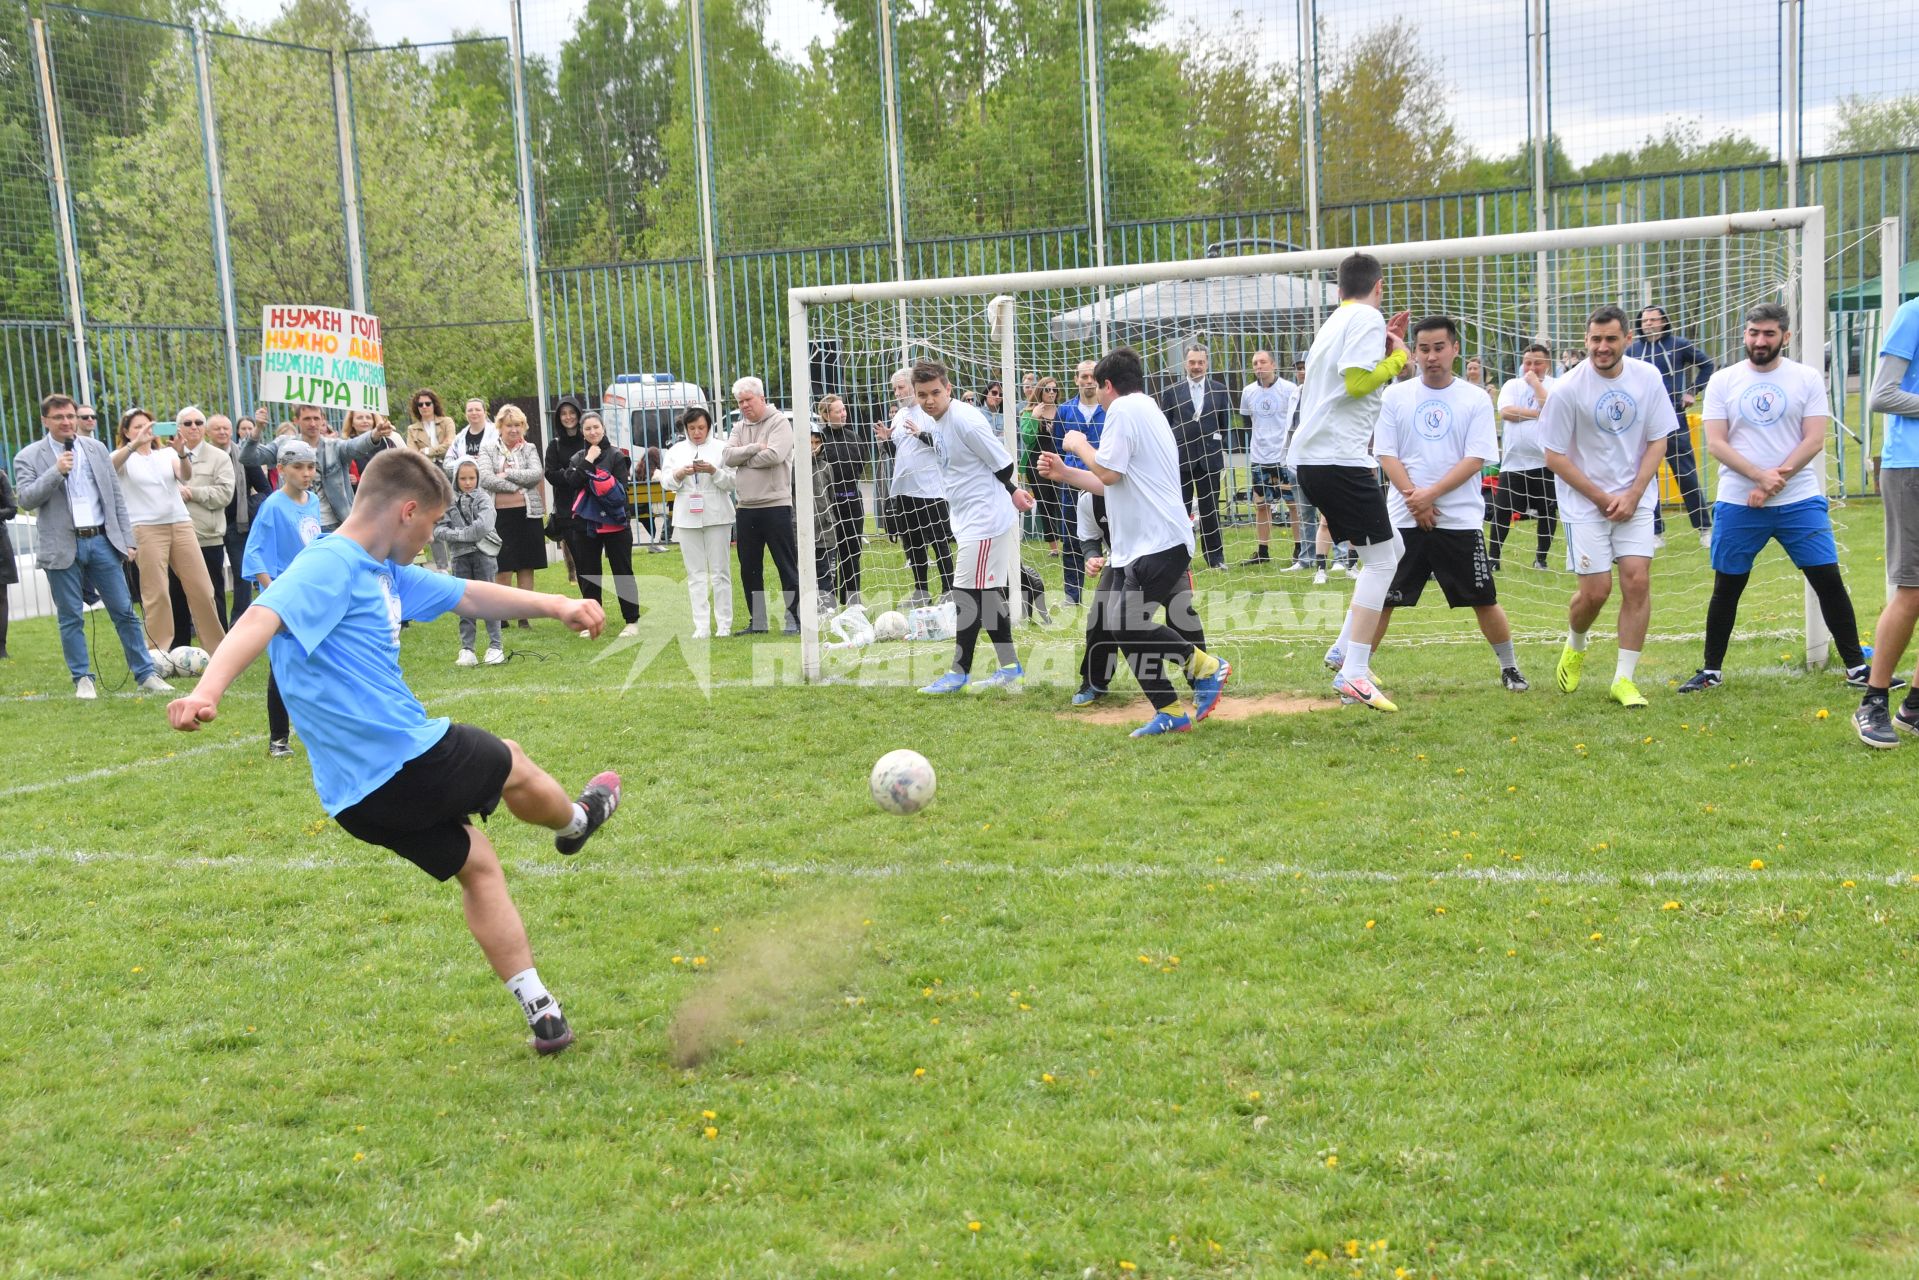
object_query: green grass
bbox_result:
[5,503,1919,1278]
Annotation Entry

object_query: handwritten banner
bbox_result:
[259,305,386,413]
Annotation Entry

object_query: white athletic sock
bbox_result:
[506,967,557,1022]
[1615,649,1641,683]
[1333,612,1356,651]
[1492,639,1517,670]
[1567,628,1589,652]
[558,802,589,839]
[1340,641,1373,681]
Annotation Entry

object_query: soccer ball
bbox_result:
[147,647,178,679]
[872,610,909,642]
[869,749,936,815]
[168,646,211,676]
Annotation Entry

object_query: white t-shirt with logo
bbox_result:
[1701,358,1830,507]
[1537,356,1680,523]
[928,398,1015,542]
[1496,373,1557,471]
[1239,376,1301,465]
[887,404,943,500]
[1289,302,1390,468]
[1095,392,1194,568]
[1376,377,1499,531]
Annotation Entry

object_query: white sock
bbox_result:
[1492,639,1517,670]
[1340,641,1373,681]
[1615,649,1641,683]
[1567,628,1589,652]
[1333,612,1356,651]
[558,803,589,839]
[506,967,557,1022]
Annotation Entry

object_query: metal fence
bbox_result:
[1,0,1916,475]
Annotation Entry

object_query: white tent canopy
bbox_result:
[1047,272,1340,343]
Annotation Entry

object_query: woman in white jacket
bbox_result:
[660,406,737,638]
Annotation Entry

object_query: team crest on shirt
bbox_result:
[377,571,403,646]
[1739,382,1787,427]
[1249,389,1281,417]
[1414,398,1454,441]
[1593,389,1637,435]
[296,515,322,545]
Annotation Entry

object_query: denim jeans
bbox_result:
[46,534,156,683]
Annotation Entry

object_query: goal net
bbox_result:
[789,208,1843,691]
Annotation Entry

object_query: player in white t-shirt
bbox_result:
[1289,252,1410,711]
[1371,316,1529,692]
[1237,350,1302,567]
[1538,305,1680,707]
[1489,341,1559,570]
[906,360,1036,695]
[1679,301,1879,693]
[876,367,954,606]
[1040,346,1230,736]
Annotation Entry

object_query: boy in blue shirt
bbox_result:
[240,438,326,757]
[1857,295,1919,745]
[169,448,621,1054]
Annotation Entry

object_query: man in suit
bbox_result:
[235,403,391,533]
[211,412,271,620]
[12,393,173,699]
[1156,345,1232,568]
[177,408,237,630]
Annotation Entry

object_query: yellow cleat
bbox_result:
[1610,677,1648,708]
[1555,643,1584,693]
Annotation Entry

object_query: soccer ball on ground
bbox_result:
[147,648,178,679]
[872,610,909,642]
[168,646,211,676]
[869,749,936,815]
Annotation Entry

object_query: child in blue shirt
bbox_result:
[170,448,621,1055]
[240,438,326,756]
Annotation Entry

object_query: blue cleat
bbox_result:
[919,671,971,695]
[970,662,1024,692]
[1191,660,1231,721]
[1129,709,1193,738]
[1071,685,1106,706]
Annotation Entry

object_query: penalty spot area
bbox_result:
[1062,693,1338,726]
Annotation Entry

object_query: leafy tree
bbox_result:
[1827,94,1919,155]
[1578,120,1771,181]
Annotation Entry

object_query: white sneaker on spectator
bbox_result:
[483,646,505,665]
[1699,529,1712,550]
[82,600,105,613]
[716,627,731,638]
[455,648,478,667]
[691,627,710,640]
[138,674,174,693]
[75,676,97,700]
[618,622,640,638]
[1312,568,1328,585]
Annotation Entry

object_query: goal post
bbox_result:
[790,206,1833,685]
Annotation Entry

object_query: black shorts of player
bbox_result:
[334,723,514,881]
[1293,464,1395,546]
[1385,527,1497,609]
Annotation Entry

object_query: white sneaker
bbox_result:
[1653,532,1667,550]
[618,622,640,638]
[1312,568,1328,585]
[691,627,710,640]
[455,649,478,667]
[483,646,505,666]
[1278,560,1303,572]
[1330,562,1348,576]
[716,627,732,638]
[1699,529,1712,551]
[74,676,97,700]
[82,600,105,613]
[138,674,174,693]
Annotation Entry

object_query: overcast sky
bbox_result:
[224,0,1906,165]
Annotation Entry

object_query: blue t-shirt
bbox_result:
[241,489,325,581]
[1054,400,1106,471]
[254,535,468,814]
[1881,298,1919,469]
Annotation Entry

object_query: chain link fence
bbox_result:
[1,0,1916,472]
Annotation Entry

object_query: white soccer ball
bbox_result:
[872,610,909,642]
[147,647,178,679]
[168,645,211,676]
[870,749,936,816]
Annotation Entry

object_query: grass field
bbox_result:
[6,499,1919,1279]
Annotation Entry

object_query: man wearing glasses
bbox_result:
[176,407,237,630]
[75,405,98,436]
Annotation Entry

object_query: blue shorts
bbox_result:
[1250,463,1294,504]
[1709,496,1837,575]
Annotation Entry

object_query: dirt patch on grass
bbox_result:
[1061,692,1340,726]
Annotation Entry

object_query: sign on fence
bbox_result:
[258,305,386,413]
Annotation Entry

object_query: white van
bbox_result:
[598,373,712,454]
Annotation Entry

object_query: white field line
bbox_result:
[0,846,1907,890]
[0,736,255,801]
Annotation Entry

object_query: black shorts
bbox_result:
[1386,527,1497,609]
[334,723,514,881]
[1293,465,1395,547]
